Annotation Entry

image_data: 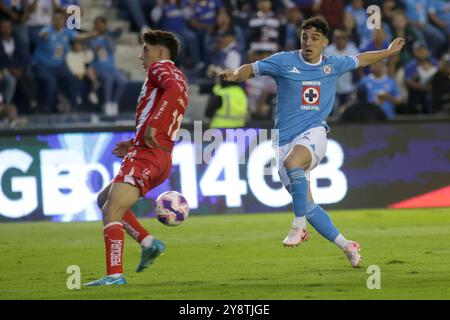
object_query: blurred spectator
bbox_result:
[428,0,450,44]
[66,38,99,108]
[359,23,392,53]
[205,8,245,65]
[27,0,57,49]
[0,0,31,58]
[342,11,360,47]
[89,16,127,116]
[313,0,344,32]
[360,28,390,75]
[381,0,403,27]
[206,27,242,78]
[431,53,450,114]
[188,0,225,61]
[391,9,425,65]
[117,0,154,34]
[387,54,409,105]
[0,71,20,127]
[151,0,200,69]
[357,60,402,120]
[0,18,37,113]
[188,0,224,30]
[56,0,80,10]
[344,0,365,38]
[245,50,277,119]
[283,4,303,51]
[282,0,316,19]
[225,0,253,33]
[32,9,97,113]
[402,0,447,58]
[0,64,15,108]
[56,0,82,24]
[405,41,438,114]
[340,86,387,122]
[324,29,359,116]
[205,78,248,128]
[248,0,281,53]
[347,0,393,51]
[367,0,405,8]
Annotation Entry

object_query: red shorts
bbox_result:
[113,146,172,196]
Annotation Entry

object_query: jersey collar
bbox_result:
[369,74,388,82]
[158,59,175,64]
[298,50,324,66]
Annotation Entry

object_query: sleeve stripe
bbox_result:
[251,62,260,77]
[351,55,360,68]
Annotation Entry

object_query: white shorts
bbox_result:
[275,126,327,186]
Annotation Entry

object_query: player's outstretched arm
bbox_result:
[219,64,254,83]
[357,37,405,68]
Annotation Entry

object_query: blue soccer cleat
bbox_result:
[136,239,166,273]
[83,275,127,287]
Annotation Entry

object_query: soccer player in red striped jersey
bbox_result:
[84,30,189,287]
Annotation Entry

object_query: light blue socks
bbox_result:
[287,168,307,218]
[306,202,340,242]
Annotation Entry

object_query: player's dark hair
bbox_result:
[142,30,180,61]
[94,16,107,24]
[53,8,66,16]
[300,17,330,39]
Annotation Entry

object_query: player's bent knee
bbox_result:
[284,154,309,170]
[284,145,312,170]
[102,205,123,224]
[101,198,131,224]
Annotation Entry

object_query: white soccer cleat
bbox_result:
[343,241,362,268]
[282,228,309,247]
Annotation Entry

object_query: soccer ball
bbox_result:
[155,191,189,226]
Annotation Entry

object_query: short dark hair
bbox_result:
[300,17,330,39]
[53,8,66,16]
[94,16,107,24]
[142,30,180,61]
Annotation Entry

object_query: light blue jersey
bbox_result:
[252,50,359,146]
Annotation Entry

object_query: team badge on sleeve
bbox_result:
[323,65,332,74]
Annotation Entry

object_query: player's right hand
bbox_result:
[143,126,160,149]
[387,37,405,54]
[219,69,238,82]
[112,140,132,158]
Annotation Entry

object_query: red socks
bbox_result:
[103,222,124,276]
[103,212,149,275]
[122,210,150,243]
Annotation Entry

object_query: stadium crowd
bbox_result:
[0,0,449,127]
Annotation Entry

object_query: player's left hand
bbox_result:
[388,37,405,54]
[112,140,133,158]
[144,126,160,149]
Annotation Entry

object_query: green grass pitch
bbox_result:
[1,208,449,300]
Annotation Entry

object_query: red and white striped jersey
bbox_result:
[133,60,189,151]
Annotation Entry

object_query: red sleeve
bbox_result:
[145,63,187,131]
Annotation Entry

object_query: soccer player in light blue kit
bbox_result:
[220,17,405,268]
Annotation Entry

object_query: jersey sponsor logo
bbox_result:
[289,66,301,74]
[301,86,320,107]
[110,239,123,266]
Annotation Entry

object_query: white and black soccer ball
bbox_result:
[155,191,189,226]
